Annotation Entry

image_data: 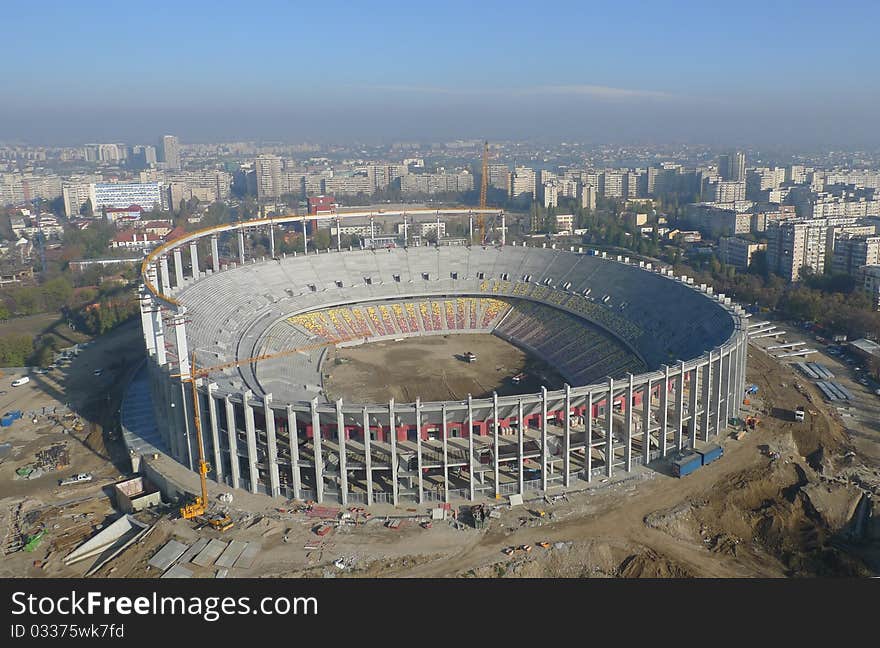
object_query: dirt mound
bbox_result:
[618,549,694,578]
[644,502,698,541]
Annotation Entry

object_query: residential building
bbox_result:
[510,166,536,199]
[255,154,283,199]
[158,135,181,170]
[765,217,868,281]
[719,237,766,269]
[858,265,880,310]
[89,182,164,213]
[831,234,880,275]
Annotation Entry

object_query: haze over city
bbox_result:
[3,0,880,147]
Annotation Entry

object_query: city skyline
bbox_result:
[3,1,879,147]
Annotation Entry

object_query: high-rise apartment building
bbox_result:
[718,151,746,182]
[831,234,880,275]
[510,166,536,199]
[255,155,283,199]
[766,217,869,281]
[158,135,181,170]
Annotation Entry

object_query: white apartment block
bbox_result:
[89,182,164,212]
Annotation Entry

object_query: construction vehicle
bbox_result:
[537,541,550,549]
[745,416,760,430]
[794,406,805,423]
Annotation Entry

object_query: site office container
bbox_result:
[695,444,723,466]
[672,452,702,478]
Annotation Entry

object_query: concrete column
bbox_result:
[660,366,670,457]
[140,291,156,355]
[605,378,614,477]
[302,218,308,253]
[207,384,223,483]
[441,404,449,503]
[624,374,634,472]
[269,223,276,259]
[563,384,571,487]
[153,307,166,366]
[688,365,700,448]
[189,242,199,278]
[173,248,184,287]
[335,216,341,252]
[180,381,194,471]
[517,399,524,494]
[264,394,280,498]
[701,353,712,442]
[675,362,685,450]
[310,398,323,503]
[335,399,347,506]
[714,351,724,438]
[362,407,372,505]
[467,395,475,501]
[243,391,259,494]
[171,314,190,378]
[585,392,592,481]
[159,256,171,294]
[642,378,652,465]
[724,347,734,426]
[211,235,220,273]
[493,392,500,498]
[224,396,240,490]
[388,399,399,506]
[415,398,423,504]
[369,216,374,243]
[469,214,473,242]
[501,212,506,246]
[287,406,302,500]
[540,387,548,491]
[238,228,246,264]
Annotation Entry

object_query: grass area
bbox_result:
[0,312,92,348]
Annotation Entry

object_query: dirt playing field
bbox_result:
[322,334,566,403]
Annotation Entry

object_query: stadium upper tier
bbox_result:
[169,244,736,404]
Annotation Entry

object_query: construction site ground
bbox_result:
[2,319,878,578]
[323,333,566,403]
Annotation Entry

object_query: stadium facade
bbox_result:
[134,209,748,505]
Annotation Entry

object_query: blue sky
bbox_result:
[3,0,879,146]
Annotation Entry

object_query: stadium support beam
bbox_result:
[389,399,399,506]
[563,384,571,487]
[688,365,700,449]
[585,391,592,481]
[173,248,184,287]
[605,378,614,478]
[442,404,449,504]
[287,405,301,500]
[701,351,712,442]
[211,235,220,273]
[238,228,245,264]
[207,384,223,483]
[415,398,423,504]
[501,212,506,246]
[152,305,166,366]
[517,399,524,495]
[159,256,171,294]
[714,350,724,438]
[675,362,685,451]
[724,346,734,425]
[540,387,548,492]
[311,398,323,503]
[467,395,475,501]
[243,391,259,494]
[269,223,276,259]
[493,392,501,498]
[140,291,156,355]
[660,365,670,457]
[225,396,240,490]
[642,378,652,465]
[190,242,199,278]
[336,399,347,506]
[335,215,341,252]
[624,374,634,472]
[264,394,280,498]
[362,407,372,506]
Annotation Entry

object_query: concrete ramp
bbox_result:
[214,540,248,568]
[192,539,227,567]
[148,540,189,571]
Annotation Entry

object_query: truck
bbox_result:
[59,472,93,486]
[464,351,477,363]
[695,443,723,466]
[671,452,702,478]
[794,406,805,423]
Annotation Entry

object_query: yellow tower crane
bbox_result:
[174,335,361,527]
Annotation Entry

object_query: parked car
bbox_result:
[92,368,103,376]
[11,377,30,387]
[58,473,93,486]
